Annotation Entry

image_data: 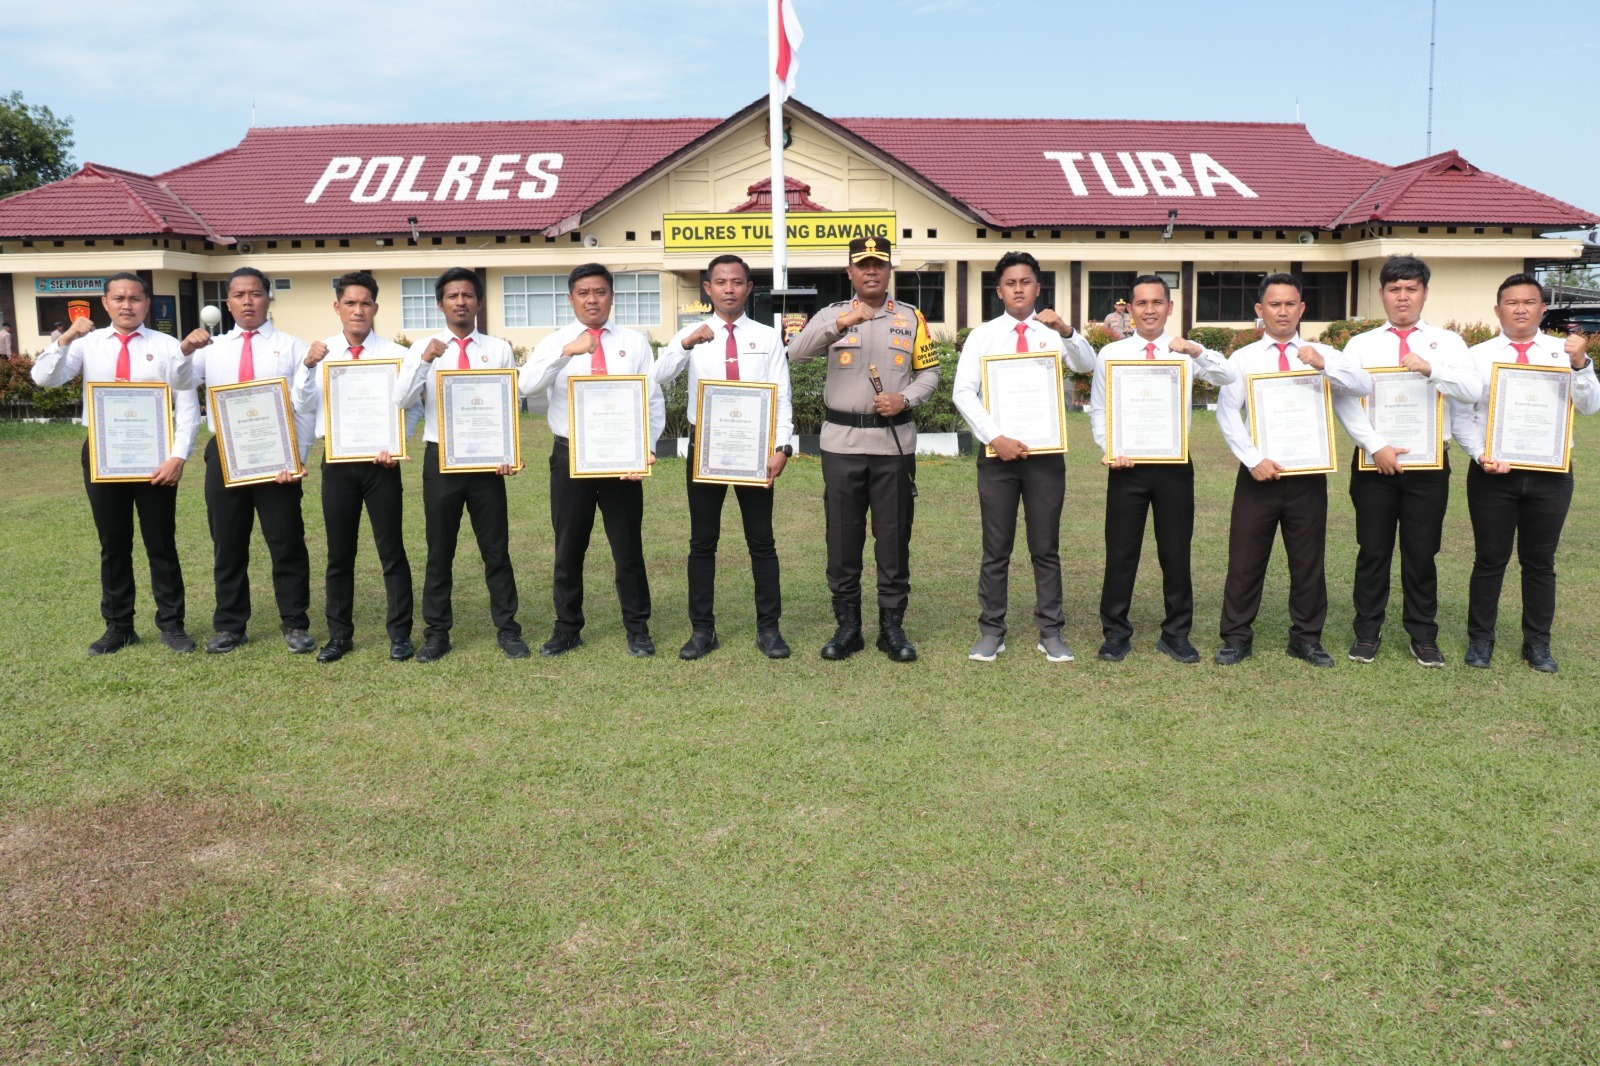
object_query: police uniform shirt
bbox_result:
[1331,320,1480,455]
[1088,333,1234,451]
[33,324,200,460]
[1216,335,1369,468]
[654,314,794,449]
[397,330,519,445]
[1105,310,1132,337]
[519,319,667,445]
[953,312,1095,445]
[1451,331,1600,461]
[196,321,315,462]
[787,297,941,455]
[292,333,423,442]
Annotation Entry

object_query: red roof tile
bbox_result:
[1330,150,1592,226]
[0,163,217,238]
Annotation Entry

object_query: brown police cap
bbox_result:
[1114,298,1128,307]
[848,235,892,263]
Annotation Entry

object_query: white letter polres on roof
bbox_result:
[1043,151,1256,199]
[303,154,564,204]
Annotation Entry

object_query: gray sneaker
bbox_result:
[967,633,1005,662]
[1036,633,1075,662]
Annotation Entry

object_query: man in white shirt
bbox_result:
[1453,273,1599,673]
[1214,273,1371,668]
[1332,255,1481,668]
[1090,275,1235,664]
[294,271,422,664]
[654,254,793,660]
[32,272,209,654]
[520,262,666,658]
[953,251,1095,663]
[396,267,527,663]
[194,267,316,655]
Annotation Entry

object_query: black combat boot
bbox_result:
[876,607,918,662]
[820,604,865,660]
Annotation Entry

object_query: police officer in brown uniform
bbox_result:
[788,236,941,661]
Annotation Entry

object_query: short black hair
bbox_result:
[1130,274,1170,300]
[993,251,1041,283]
[568,262,614,292]
[706,254,750,280]
[227,266,271,296]
[334,270,379,301]
[434,267,482,303]
[1496,272,1549,303]
[103,271,150,298]
[1257,273,1303,301]
[1379,255,1430,288]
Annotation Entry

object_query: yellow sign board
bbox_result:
[663,211,896,254]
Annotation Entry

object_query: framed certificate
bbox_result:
[980,352,1067,457]
[323,358,406,463]
[436,369,521,473]
[1104,359,1189,463]
[1357,368,1444,471]
[1485,362,1574,472]
[86,382,174,482]
[567,374,651,479]
[1246,370,1337,475]
[693,379,777,486]
[207,378,303,487]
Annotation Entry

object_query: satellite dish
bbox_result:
[582,234,601,249]
[1297,231,1316,245]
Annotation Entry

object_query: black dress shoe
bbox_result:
[282,626,316,654]
[876,608,917,662]
[756,629,791,659]
[206,631,248,654]
[1522,642,1558,673]
[627,632,656,658]
[88,627,139,656]
[1287,641,1335,668]
[498,630,531,660]
[389,637,415,662]
[679,630,719,660]
[1097,638,1131,662]
[821,608,865,661]
[1155,635,1201,663]
[316,637,351,663]
[159,629,196,654]
[415,637,451,663]
[1464,639,1494,669]
[1214,641,1253,666]
[540,631,583,657]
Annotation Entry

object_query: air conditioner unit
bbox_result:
[582,234,601,249]
[237,241,254,254]
[1297,231,1316,245]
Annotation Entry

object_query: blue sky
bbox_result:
[9,0,1597,218]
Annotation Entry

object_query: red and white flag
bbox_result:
[775,0,803,100]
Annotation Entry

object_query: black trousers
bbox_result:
[1348,453,1450,643]
[1099,462,1194,641]
[548,438,650,637]
[1218,466,1328,646]
[821,450,915,613]
[975,452,1065,637]
[1466,462,1573,645]
[685,444,780,632]
[80,440,185,632]
[204,437,310,633]
[322,459,413,641]
[420,441,520,641]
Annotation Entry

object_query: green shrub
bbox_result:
[1317,318,1386,350]
[1187,326,1236,354]
[1083,325,1116,353]
[1444,321,1496,347]
[0,356,82,417]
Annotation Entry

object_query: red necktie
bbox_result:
[589,328,608,375]
[1511,341,1533,365]
[1275,341,1290,372]
[456,337,471,369]
[239,330,257,381]
[1015,322,1030,353]
[724,323,741,380]
[348,344,364,360]
[114,332,133,381]
[1390,326,1416,366]
[1145,342,1157,360]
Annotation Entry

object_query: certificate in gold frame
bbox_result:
[207,377,303,487]
[1245,370,1338,476]
[436,368,522,473]
[979,351,1068,457]
[86,381,174,483]
[692,378,778,487]
[1356,366,1445,472]
[322,357,408,463]
[1103,358,1190,463]
[1484,361,1574,473]
[567,374,652,479]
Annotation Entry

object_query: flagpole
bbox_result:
[768,0,788,295]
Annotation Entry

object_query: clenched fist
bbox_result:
[681,323,716,349]
[419,338,449,363]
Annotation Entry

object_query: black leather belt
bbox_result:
[825,406,913,429]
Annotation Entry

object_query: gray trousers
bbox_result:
[976,453,1066,637]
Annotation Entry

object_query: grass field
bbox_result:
[2,413,1598,1062]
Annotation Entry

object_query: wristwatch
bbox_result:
[776,445,793,457]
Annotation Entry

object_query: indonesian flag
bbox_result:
[775,0,803,100]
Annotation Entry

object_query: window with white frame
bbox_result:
[611,273,661,327]
[502,274,575,329]
[400,277,446,332]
